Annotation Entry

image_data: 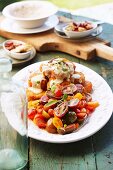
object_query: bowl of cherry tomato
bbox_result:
[63,21,97,38]
[3,40,32,60]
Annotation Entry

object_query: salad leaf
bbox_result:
[51,85,56,93]
[44,100,58,107]
[62,94,68,101]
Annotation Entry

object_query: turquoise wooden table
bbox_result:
[0,12,113,170]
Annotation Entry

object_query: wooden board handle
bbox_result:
[95,43,113,61]
[39,42,95,60]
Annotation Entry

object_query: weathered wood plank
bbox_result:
[29,138,96,170]
[80,57,113,170]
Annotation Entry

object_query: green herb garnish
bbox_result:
[64,124,67,128]
[62,68,68,71]
[44,100,58,107]
[62,94,68,101]
[51,85,56,93]
[36,81,40,84]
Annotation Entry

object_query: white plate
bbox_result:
[1,15,58,34]
[0,45,36,66]
[13,61,113,143]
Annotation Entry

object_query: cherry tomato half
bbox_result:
[77,112,87,119]
[77,100,87,109]
[52,117,63,129]
[40,95,49,104]
[55,89,63,98]
[34,113,44,120]
[34,116,46,128]
[42,110,50,119]
[48,109,55,117]
[68,98,79,108]
[54,101,68,118]
[83,81,92,93]
[87,101,99,108]
[28,109,37,120]
[46,90,62,99]
[62,84,77,95]
[75,84,84,93]
[37,108,43,115]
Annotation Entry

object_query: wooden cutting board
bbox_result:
[0,16,113,61]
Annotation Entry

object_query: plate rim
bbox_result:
[13,61,113,143]
[1,15,58,34]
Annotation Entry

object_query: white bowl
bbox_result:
[63,22,97,38]
[2,1,57,28]
[3,40,32,60]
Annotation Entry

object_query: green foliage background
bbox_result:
[0,0,112,11]
[49,0,113,10]
[0,0,19,11]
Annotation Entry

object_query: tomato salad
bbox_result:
[65,21,93,32]
[27,58,99,135]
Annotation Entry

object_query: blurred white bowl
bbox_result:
[63,22,97,38]
[3,40,32,60]
[2,1,57,29]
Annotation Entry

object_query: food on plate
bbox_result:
[65,21,93,32]
[5,41,32,53]
[27,58,99,135]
